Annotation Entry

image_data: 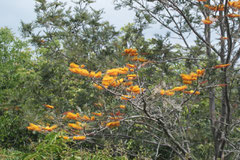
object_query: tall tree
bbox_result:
[113,0,240,159]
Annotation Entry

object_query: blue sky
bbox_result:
[0,0,158,38]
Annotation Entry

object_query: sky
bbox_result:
[0,0,158,38]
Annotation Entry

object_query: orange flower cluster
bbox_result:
[171,85,188,91]
[165,90,175,96]
[102,75,124,88]
[66,112,79,120]
[27,123,58,132]
[180,69,205,84]
[119,105,126,109]
[131,56,148,62]
[44,104,54,109]
[68,122,83,130]
[93,83,104,90]
[196,69,205,77]
[227,14,240,17]
[69,62,101,78]
[202,16,213,24]
[73,136,86,140]
[27,123,42,132]
[160,89,175,96]
[221,37,228,40]
[228,0,240,9]
[106,67,129,76]
[109,117,123,121]
[65,112,95,121]
[123,48,138,56]
[106,121,120,128]
[126,85,144,94]
[127,74,137,80]
[204,4,224,11]
[121,95,136,100]
[121,48,148,62]
[123,81,133,86]
[126,63,137,68]
[92,112,102,116]
[214,63,230,69]
[183,90,200,95]
[81,115,95,121]
[42,125,58,132]
[59,135,86,141]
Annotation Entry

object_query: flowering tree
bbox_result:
[24,0,240,159]
[27,46,233,159]
[112,0,240,159]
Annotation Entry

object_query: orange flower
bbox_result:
[227,14,240,17]
[68,123,83,130]
[91,116,95,121]
[79,69,89,76]
[180,74,191,81]
[93,83,104,90]
[196,69,205,77]
[171,85,187,91]
[217,4,225,11]
[89,71,95,78]
[95,71,102,78]
[81,115,91,121]
[131,56,139,61]
[117,67,128,74]
[127,74,137,80]
[27,123,42,132]
[80,64,85,68]
[106,69,119,76]
[109,117,123,121]
[124,81,133,86]
[66,112,79,120]
[183,80,192,84]
[102,75,116,87]
[62,136,69,140]
[121,95,135,100]
[221,37,228,40]
[214,63,230,68]
[119,105,126,109]
[202,17,213,24]
[165,90,175,96]
[44,104,54,109]
[70,62,79,68]
[73,136,86,140]
[106,121,120,128]
[42,125,58,131]
[138,57,147,62]
[160,89,165,95]
[127,85,144,94]
[183,90,200,95]
[126,64,136,68]
[69,68,80,74]
[92,112,102,116]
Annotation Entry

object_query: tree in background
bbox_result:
[113,0,240,159]
[0,27,42,150]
